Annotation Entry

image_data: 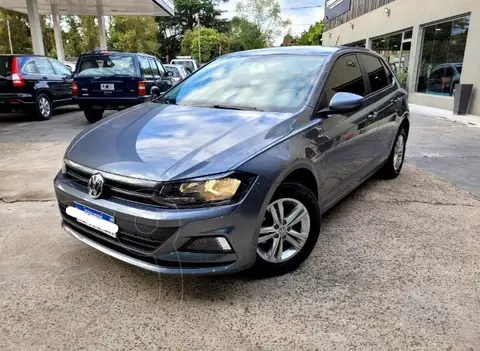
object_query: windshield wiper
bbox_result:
[211,104,263,112]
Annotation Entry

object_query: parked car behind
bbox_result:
[164,64,188,84]
[0,54,73,120]
[426,63,462,96]
[62,56,78,72]
[73,51,173,123]
[170,58,200,74]
[55,47,410,277]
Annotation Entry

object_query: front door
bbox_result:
[49,59,73,101]
[311,54,375,208]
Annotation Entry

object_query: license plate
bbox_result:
[66,203,118,238]
[100,83,114,90]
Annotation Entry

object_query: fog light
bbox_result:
[182,237,232,252]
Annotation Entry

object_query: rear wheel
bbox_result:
[379,127,407,179]
[84,107,104,123]
[35,93,52,120]
[250,183,320,277]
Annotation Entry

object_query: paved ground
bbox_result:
[1,109,480,350]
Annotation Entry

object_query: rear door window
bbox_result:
[148,58,160,78]
[35,58,55,75]
[77,55,136,77]
[358,54,390,93]
[139,57,153,79]
[324,54,365,104]
[22,60,39,74]
[155,59,166,77]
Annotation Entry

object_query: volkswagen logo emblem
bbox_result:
[88,173,104,199]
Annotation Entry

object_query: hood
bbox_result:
[66,103,296,181]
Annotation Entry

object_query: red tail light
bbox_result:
[11,57,25,87]
[138,81,146,96]
[72,81,79,97]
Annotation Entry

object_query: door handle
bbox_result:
[42,76,48,80]
[390,97,402,104]
[367,112,378,120]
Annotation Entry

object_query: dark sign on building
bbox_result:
[325,0,352,20]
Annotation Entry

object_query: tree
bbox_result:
[230,17,266,50]
[235,0,290,45]
[156,0,228,61]
[41,16,56,57]
[63,16,83,57]
[109,16,159,55]
[182,27,221,62]
[0,9,32,54]
[296,21,324,46]
[79,16,99,52]
[281,31,296,47]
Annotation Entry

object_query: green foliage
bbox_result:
[109,16,159,55]
[0,9,32,54]
[188,27,220,62]
[230,17,266,50]
[281,32,296,47]
[41,16,56,57]
[156,0,228,61]
[80,16,99,52]
[296,21,324,46]
[235,0,291,45]
[63,16,83,57]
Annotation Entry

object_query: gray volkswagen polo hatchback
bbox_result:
[54,47,409,277]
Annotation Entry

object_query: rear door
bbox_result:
[49,58,72,101]
[34,58,58,100]
[75,54,139,98]
[357,54,401,164]
[139,56,154,98]
[151,58,171,93]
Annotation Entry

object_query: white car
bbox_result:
[164,64,189,84]
[170,58,201,74]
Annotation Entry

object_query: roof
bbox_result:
[0,0,173,16]
[226,46,344,58]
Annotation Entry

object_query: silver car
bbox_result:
[54,47,410,277]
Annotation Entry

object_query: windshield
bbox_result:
[77,55,136,77]
[161,54,327,113]
[172,60,195,72]
[166,66,180,77]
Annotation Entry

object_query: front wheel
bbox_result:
[84,107,104,123]
[379,128,407,179]
[250,183,320,277]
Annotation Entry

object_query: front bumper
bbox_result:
[54,171,266,275]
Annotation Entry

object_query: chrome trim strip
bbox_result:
[62,223,233,275]
[64,158,158,188]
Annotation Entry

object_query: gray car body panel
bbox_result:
[55,46,409,275]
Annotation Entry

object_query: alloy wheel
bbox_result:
[393,134,405,171]
[257,198,310,263]
[39,97,51,117]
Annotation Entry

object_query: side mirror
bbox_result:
[329,92,364,112]
[166,71,173,77]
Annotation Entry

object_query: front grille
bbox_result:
[59,204,178,253]
[64,163,159,206]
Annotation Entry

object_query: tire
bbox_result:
[84,107,104,123]
[35,93,53,120]
[250,182,321,278]
[379,127,407,179]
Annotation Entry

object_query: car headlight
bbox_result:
[153,173,256,208]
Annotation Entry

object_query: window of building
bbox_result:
[324,54,365,104]
[416,15,470,96]
[359,55,390,93]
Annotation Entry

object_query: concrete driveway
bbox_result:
[1,109,480,350]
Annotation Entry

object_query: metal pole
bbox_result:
[197,15,201,63]
[6,17,13,54]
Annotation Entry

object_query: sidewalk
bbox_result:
[409,103,480,128]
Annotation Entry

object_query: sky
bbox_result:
[219,0,325,45]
